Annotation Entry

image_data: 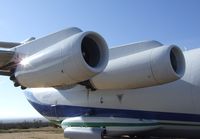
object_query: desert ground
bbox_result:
[0,126,64,139]
[0,126,186,139]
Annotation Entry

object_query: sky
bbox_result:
[0,0,200,119]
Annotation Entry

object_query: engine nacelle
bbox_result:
[15,31,108,88]
[90,45,185,90]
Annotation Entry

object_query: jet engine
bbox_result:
[14,30,109,88]
[11,27,185,90]
[89,44,185,90]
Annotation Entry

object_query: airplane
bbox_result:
[0,27,199,139]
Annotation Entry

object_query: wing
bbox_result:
[0,41,20,76]
[0,41,21,48]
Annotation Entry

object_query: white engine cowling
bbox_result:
[15,31,108,88]
[90,45,185,90]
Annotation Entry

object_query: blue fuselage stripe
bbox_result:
[28,100,200,122]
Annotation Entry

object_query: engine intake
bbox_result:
[170,47,184,76]
[81,36,100,67]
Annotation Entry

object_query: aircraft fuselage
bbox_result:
[25,48,200,138]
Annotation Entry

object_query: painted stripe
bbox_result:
[61,122,200,128]
[62,122,158,127]
[28,100,200,123]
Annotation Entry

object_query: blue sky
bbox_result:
[0,0,200,119]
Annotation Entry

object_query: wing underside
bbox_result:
[0,41,20,76]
